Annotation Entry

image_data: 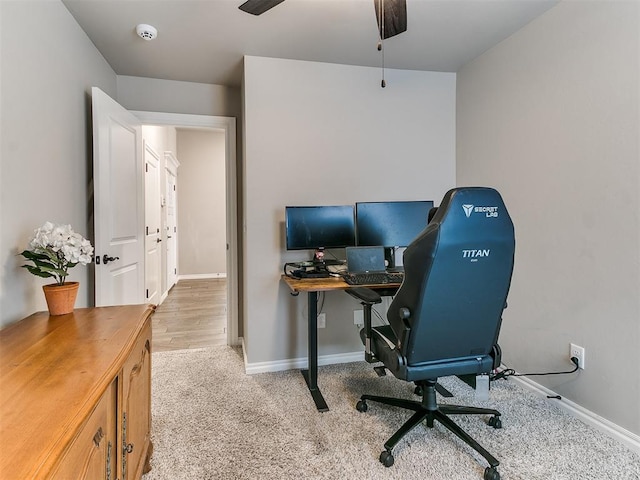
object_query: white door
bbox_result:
[92,87,145,306]
[165,160,178,290]
[144,141,161,305]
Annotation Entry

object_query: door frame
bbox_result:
[132,111,239,346]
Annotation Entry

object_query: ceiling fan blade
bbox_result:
[239,0,285,16]
[374,0,407,39]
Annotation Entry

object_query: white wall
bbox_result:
[242,56,456,365]
[0,0,117,328]
[141,125,177,161]
[457,1,639,436]
[176,129,227,276]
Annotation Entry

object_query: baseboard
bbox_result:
[178,273,226,280]
[158,291,168,305]
[511,375,640,455]
[240,337,248,366]
[244,350,364,375]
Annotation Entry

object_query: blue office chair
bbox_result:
[349,187,515,480]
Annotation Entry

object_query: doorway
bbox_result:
[133,111,238,346]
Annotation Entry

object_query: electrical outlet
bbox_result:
[570,343,585,369]
[353,310,364,327]
[317,313,326,329]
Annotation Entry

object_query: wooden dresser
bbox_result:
[0,305,154,480]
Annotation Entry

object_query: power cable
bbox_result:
[492,357,580,381]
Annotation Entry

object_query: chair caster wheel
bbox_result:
[488,416,502,429]
[484,466,500,480]
[379,450,394,467]
[356,400,368,412]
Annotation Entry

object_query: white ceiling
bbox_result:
[62,0,558,88]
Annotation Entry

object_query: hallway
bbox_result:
[152,278,227,352]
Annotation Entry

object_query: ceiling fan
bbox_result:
[238,0,408,39]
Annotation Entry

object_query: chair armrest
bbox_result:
[397,307,411,357]
[345,287,382,305]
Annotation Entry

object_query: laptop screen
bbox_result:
[346,246,387,273]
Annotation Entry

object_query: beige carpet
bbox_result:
[143,346,640,480]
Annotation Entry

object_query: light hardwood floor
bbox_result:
[152,278,227,352]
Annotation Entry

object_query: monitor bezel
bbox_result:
[355,200,434,248]
[285,205,356,251]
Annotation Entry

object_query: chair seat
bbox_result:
[360,325,495,382]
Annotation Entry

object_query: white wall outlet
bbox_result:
[353,309,364,327]
[317,313,326,329]
[570,343,585,369]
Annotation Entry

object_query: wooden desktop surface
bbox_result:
[281,274,401,293]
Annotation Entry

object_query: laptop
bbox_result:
[342,247,404,285]
[344,246,403,285]
[345,246,387,274]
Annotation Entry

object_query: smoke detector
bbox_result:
[136,24,158,41]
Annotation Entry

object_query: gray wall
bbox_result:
[176,129,227,276]
[457,1,639,436]
[242,56,456,366]
[0,0,117,328]
[117,76,241,118]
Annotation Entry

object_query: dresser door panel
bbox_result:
[51,381,117,480]
[121,320,152,480]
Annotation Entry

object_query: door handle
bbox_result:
[156,238,162,243]
[102,254,120,264]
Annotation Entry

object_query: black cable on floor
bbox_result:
[492,357,580,381]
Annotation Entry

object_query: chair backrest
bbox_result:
[387,187,515,366]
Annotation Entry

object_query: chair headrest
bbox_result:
[431,187,514,239]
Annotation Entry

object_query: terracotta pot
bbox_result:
[42,282,79,316]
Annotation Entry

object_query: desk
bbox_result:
[282,274,401,412]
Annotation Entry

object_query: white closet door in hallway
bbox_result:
[144,141,161,305]
[165,152,180,291]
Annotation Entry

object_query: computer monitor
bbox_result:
[285,205,356,262]
[355,200,434,268]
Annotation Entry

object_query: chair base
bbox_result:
[356,380,502,479]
